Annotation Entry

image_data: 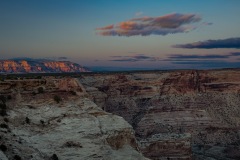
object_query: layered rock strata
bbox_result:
[0,59,90,73]
[79,69,240,159]
[1,69,240,160]
[0,77,147,160]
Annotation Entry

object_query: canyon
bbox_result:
[0,69,240,159]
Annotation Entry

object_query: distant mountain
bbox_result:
[0,58,90,73]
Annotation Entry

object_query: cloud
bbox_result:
[163,52,240,62]
[168,54,229,59]
[172,60,240,69]
[135,12,143,16]
[96,13,203,36]
[109,52,240,63]
[163,52,240,68]
[96,25,114,30]
[109,54,159,62]
[173,37,240,49]
[201,22,213,26]
[230,52,240,56]
[58,57,68,60]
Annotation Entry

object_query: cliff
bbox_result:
[79,69,240,160]
[0,69,240,160]
[0,59,90,73]
[0,77,147,160]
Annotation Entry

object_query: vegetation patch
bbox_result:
[106,132,137,150]
[38,87,44,93]
[50,154,59,160]
[0,144,7,152]
[0,95,6,104]
[70,91,77,95]
[53,95,62,103]
[14,155,22,160]
[0,103,7,116]
[0,123,8,129]
[25,117,30,124]
[63,141,82,148]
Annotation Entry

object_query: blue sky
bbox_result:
[1,0,240,70]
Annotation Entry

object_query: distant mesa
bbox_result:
[0,58,90,73]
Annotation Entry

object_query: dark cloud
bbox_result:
[164,52,240,68]
[230,52,240,56]
[108,52,240,71]
[110,52,240,63]
[109,54,159,62]
[168,54,229,59]
[172,60,223,65]
[162,59,202,62]
[110,59,138,62]
[172,60,240,69]
[173,37,240,49]
[164,53,240,62]
[58,57,68,60]
[96,13,204,36]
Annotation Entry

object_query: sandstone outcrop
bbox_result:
[0,59,90,73]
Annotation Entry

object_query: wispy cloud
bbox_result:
[109,54,159,62]
[230,52,240,56]
[96,25,114,30]
[96,13,205,36]
[201,22,213,26]
[172,60,240,69]
[164,52,240,68]
[173,37,240,49]
[109,52,240,63]
[58,57,68,60]
[135,12,143,16]
[168,54,229,59]
[164,52,240,61]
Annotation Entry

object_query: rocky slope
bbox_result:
[1,69,240,160]
[0,77,148,160]
[0,59,90,73]
[79,69,240,160]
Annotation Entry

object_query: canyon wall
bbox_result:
[0,69,240,160]
[0,77,147,160]
[79,69,240,159]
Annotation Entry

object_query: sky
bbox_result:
[1,0,240,70]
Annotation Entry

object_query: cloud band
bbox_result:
[96,13,203,36]
[173,37,240,49]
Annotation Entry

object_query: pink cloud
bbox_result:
[96,13,204,36]
[96,24,114,30]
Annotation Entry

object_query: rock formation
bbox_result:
[79,69,240,160]
[0,77,148,160]
[0,69,240,159]
[0,59,90,73]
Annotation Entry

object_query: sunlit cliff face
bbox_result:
[20,60,31,72]
[0,59,90,73]
[1,60,19,72]
[44,62,72,72]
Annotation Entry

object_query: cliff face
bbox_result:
[0,77,147,160]
[1,69,240,160]
[0,59,90,73]
[79,69,240,160]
